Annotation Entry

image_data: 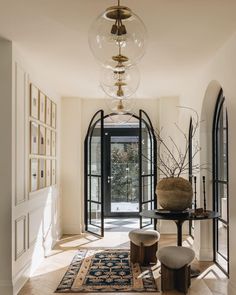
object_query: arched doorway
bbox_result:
[212,89,229,275]
[84,110,157,237]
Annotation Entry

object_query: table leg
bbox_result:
[174,220,185,246]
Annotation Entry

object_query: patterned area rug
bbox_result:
[56,249,159,293]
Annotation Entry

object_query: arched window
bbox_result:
[212,89,229,275]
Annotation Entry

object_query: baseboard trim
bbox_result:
[13,261,31,295]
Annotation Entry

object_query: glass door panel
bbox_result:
[139,110,157,229]
[85,110,104,237]
[104,128,139,217]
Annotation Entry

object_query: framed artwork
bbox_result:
[52,160,56,185]
[30,159,38,192]
[46,159,51,187]
[30,122,39,154]
[39,125,46,155]
[39,159,45,189]
[39,92,46,122]
[51,131,56,157]
[46,97,52,126]
[30,84,39,119]
[46,128,51,156]
[52,102,56,128]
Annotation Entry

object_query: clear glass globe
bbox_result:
[105,97,136,115]
[100,64,140,99]
[88,5,147,67]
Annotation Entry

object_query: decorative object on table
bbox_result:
[157,177,193,211]
[29,83,57,192]
[189,208,210,218]
[88,0,147,123]
[203,175,206,211]
[154,108,207,211]
[157,246,195,293]
[128,229,160,265]
[56,249,158,293]
[194,175,197,210]
[189,175,208,217]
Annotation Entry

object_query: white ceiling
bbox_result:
[0,0,236,98]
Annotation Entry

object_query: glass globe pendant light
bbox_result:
[88,0,147,68]
[100,62,140,99]
[106,97,136,124]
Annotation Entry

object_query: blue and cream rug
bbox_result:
[56,249,158,293]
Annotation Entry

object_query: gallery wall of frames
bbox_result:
[30,84,57,192]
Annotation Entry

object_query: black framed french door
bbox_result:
[84,110,104,237]
[104,127,140,217]
[84,110,157,236]
[139,110,157,229]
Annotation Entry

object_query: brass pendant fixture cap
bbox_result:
[112,54,129,63]
[105,6,132,20]
[115,81,127,87]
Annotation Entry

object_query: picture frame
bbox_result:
[39,92,46,123]
[51,131,56,157]
[46,159,51,187]
[46,97,52,126]
[46,128,51,156]
[52,160,56,185]
[39,159,45,189]
[30,122,39,154]
[51,102,56,128]
[30,84,39,119]
[30,159,38,192]
[39,125,46,155]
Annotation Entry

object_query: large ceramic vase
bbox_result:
[156,177,193,211]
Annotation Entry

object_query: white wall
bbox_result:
[178,32,236,292]
[0,39,62,295]
[61,98,82,234]
[0,39,13,295]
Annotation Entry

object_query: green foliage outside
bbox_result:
[111,143,139,203]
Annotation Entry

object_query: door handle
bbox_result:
[107,176,113,183]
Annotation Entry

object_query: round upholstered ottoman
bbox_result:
[128,229,160,265]
[157,246,195,293]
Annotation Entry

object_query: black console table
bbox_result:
[140,209,220,246]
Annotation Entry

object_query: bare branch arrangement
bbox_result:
[154,107,205,178]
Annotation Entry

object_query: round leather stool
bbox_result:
[129,229,160,265]
[157,246,195,294]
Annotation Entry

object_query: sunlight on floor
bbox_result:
[19,224,229,295]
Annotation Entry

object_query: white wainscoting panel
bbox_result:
[28,208,43,248]
[15,63,26,205]
[15,216,26,260]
